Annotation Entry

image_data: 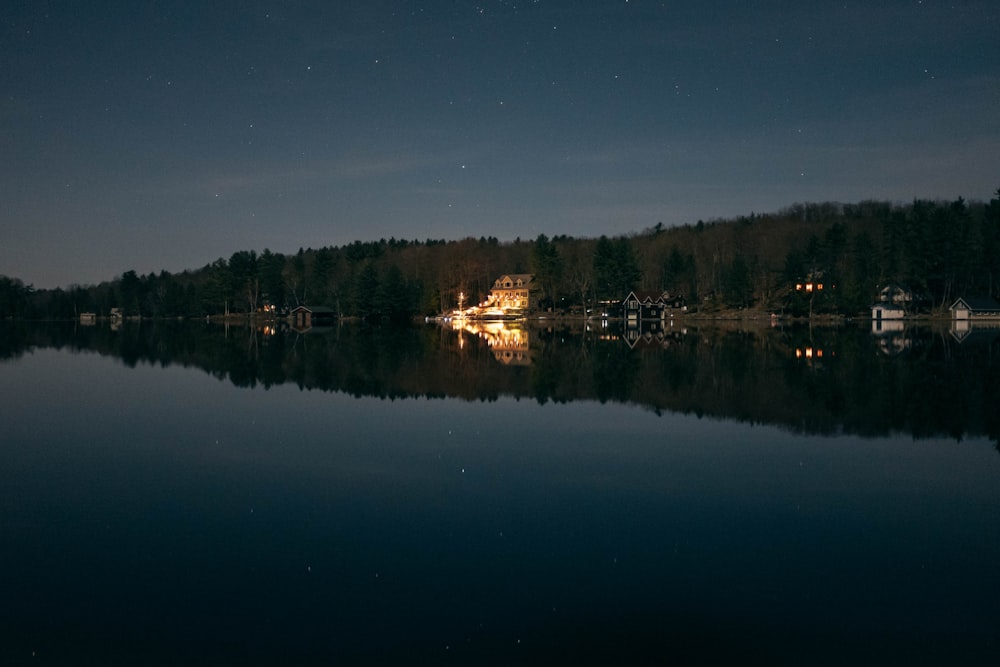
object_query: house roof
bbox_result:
[623,290,667,304]
[493,274,533,288]
[290,305,337,314]
[951,296,1000,312]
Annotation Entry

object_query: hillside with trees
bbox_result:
[3,192,999,321]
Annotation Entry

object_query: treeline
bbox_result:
[3,192,999,320]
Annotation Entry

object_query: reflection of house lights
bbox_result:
[456,321,529,359]
[795,348,824,359]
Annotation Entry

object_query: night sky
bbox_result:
[3,1,998,288]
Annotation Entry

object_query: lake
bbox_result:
[1,319,998,665]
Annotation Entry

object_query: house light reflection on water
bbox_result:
[451,320,531,365]
[795,347,835,361]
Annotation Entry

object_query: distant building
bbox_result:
[794,271,826,294]
[290,305,337,331]
[79,312,96,324]
[621,291,685,321]
[872,304,905,335]
[950,296,1000,320]
[622,290,669,322]
[871,303,905,323]
[878,284,916,306]
[664,294,687,310]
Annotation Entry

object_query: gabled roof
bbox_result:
[493,274,533,289]
[622,290,667,305]
[950,296,1000,312]
[290,305,337,314]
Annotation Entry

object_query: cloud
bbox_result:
[144,150,461,200]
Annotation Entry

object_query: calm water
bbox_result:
[1,322,998,664]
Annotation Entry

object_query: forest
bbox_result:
[2,192,999,321]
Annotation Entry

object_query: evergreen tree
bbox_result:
[228,250,259,313]
[0,276,32,319]
[724,253,753,308]
[530,234,562,309]
[593,236,640,300]
[613,238,642,296]
[377,264,411,321]
[352,263,380,320]
[258,249,286,311]
[119,270,142,316]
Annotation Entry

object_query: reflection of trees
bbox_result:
[592,340,640,403]
[530,342,562,404]
[2,321,999,444]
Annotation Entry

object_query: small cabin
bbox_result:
[950,296,1000,320]
[871,303,905,322]
[290,305,337,329]
[878,284,916,306]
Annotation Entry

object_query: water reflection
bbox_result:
[950,317,1000,343]
[2,322,999,664]
[1,318,998,444]
[452,319,532,365]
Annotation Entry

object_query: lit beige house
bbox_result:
[485,274,533,313]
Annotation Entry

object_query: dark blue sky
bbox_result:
[3,0,998,288]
